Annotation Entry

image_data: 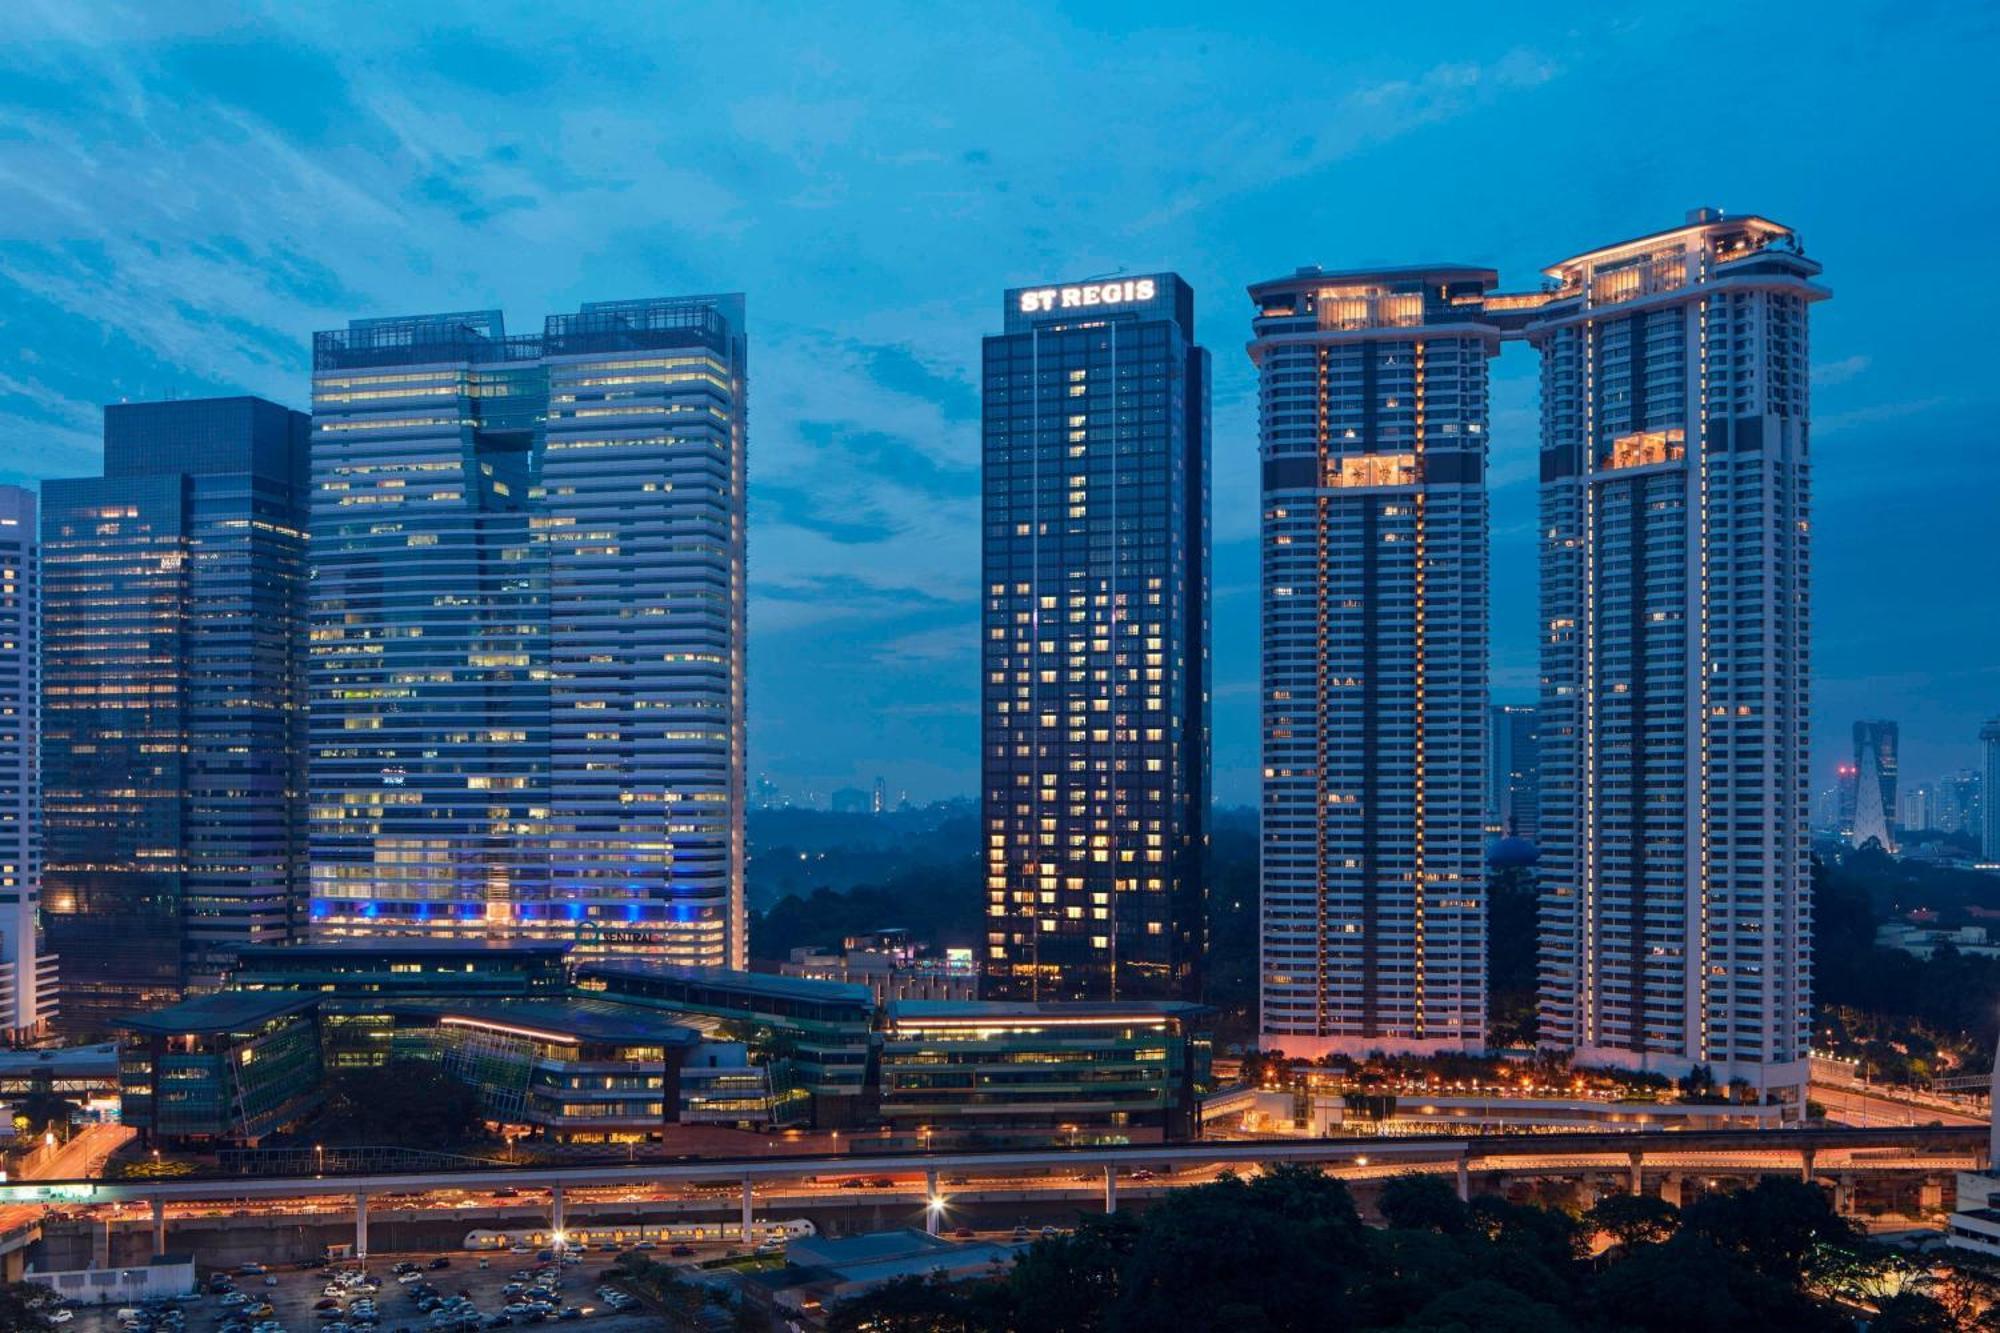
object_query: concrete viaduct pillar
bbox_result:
[1834,1174,1855,1215]
[1456,1155,1470,1203]
[150,1198,166,1258]
[1799,1149,1816,1184]
[740,1179,755,1247]
[355,1191,369,1263]
[926,1169,941,1235]
[1628,1151,1643,1197]
[551,1186,566,1247]
[1104,1165,1118,1215]
[1658,1174,1683,1208]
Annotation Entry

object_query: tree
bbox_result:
[1407,1278,1576,1333]
[318,1060,485,1148]
[0,1281,58,1333]
[1379,1173,1472,1236]
[825,1275,982,1333]
[1586,1192,1680,1247]
[1867,1291,1962,1333]
[1678,1177,1859,1284]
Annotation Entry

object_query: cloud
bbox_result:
[1812,353,1870,386]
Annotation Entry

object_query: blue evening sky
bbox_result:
[0,3,1993,806]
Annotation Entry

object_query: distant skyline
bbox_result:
[1,3,1994,804]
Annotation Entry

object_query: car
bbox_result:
[557,1311,582,1322]
[1041,1225,1060,1238]
[50,1314,75,1326]
[837,1177,867,1189]
[1011,1226,1030,1242]
[632,1241,655,1252]
[952,1227,975,1239]
[869,1177,896,1189]
[265,1276,282,1287]
[240,1263,268,1276]
[315,1299,342,1311]
[668,1245,693,1258]
[429,1257,452,1270]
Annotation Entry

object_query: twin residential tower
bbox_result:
[1250,211,1823,1095]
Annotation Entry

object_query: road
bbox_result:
[1813,1084,1986,1129]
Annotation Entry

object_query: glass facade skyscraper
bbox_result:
[1488,704,1541,844]
[980,275,1209,1002]
[1251,265,1495,1056]
[308,296,747,967]
[42,397,311,1034]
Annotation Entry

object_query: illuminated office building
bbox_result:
[43,398,311,1033]
[1250,264,1495,1056]
[1528,210,1824,1094]
[980,275,1210,1001]
[0,487,54,1041]
[309,297,747,967]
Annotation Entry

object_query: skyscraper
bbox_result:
[1982,719,2000,859]
[1530,211,1823,1096]
[0,487,54,1041]
[981,274,1210,1001]
[309,297,748,967]
[1251,264,1494,1055]
[1851,720,1898,851]
[43,397,311,1033]
[1488,704,1542,844]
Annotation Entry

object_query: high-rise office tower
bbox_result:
[1898,783,1934,836]
[981,274,1210,1001]
[1530,210,1823,1095]
[0,487,54,1041]
[309,297,748,967]
[1250,265,1493,1056]
[1851,720,1898,851]
[1936,768,1981,839]
[43,398,310,1033]
[1488,704,1542,844]
[1982,719,2000,859]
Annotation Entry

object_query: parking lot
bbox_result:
[61,1251,673,1333]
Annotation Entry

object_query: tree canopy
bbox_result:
[824,1168,1921,1332]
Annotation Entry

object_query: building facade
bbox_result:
[1529,211,1823,1094]
[1851,720,1898,850]
[575,962,871,1125]
[116,991,324,1145]
[308,298,748,967]
[43,398,310,1034]
[980,275,1210,1002]
[1250,265,1495,1057]
[0,487,54,1042]
[878,999,1208,1143]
